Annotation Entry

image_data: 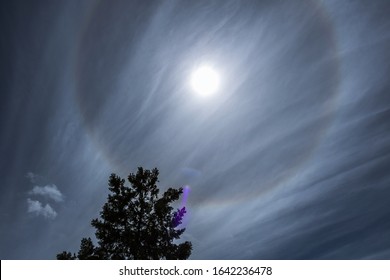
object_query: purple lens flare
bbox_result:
[172,185,191,228]
[180,185,190,208]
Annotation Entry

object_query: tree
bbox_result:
[57,167,192,260]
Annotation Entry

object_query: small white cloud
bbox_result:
[29,184,64,202]
[27,198,57,219]
[26,172,39,183]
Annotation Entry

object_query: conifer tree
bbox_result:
[57,167,192,260]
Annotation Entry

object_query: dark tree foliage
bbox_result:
[56,251,76,260]
[56,167,192,260]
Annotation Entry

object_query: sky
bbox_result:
[0,0,390,260]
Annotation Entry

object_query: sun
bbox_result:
[190,64,220,97]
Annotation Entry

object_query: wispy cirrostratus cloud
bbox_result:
[29,184,64,202]
[27,198,57,219]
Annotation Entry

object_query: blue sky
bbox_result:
[1,0,390,259]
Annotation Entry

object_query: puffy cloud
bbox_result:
[29,184,64,202]
[25,176,63,219]
[25,172,39,183]
[27,199,57,219]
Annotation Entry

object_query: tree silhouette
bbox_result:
[57,167,192,260]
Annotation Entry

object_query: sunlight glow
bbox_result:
[190,65,220,97]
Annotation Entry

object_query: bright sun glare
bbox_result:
[190,65,220,97]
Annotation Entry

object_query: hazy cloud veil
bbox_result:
[0,0,389,259]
